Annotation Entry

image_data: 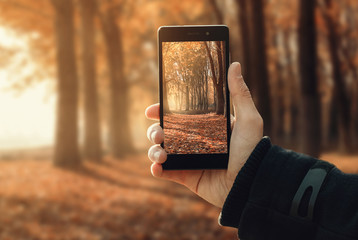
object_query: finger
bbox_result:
[147,123,164,144]
[148,145,167,164]
[151,162,164,177]
[145,103,160,120]
[150,163,202,190]
[150,163,186,183]
[228,62,259,122]
[227,62,263,178]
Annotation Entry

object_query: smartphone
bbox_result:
[158,25,230,170]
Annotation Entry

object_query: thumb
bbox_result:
[228,62,257,120]
[226,62,263,181]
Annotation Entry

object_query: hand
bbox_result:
[145,62,263,208]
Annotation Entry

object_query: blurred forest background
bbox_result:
[0,0,357,239]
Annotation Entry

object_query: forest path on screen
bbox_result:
[164,113,227,154]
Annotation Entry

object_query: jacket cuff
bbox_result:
[219,136,272,228]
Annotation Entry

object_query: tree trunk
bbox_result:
[79,0,102,161]
[341,6,358,149]
[273,53,285,143]
[323,0,352,152]
[237,0,252,88]
[352,80,358,149]
[52,0,80,167]
[298,0,321,157]
[250,0,272,137]
[205,70,208,110]
[100,6,134,158]
[215,41,225,115]
[209,0,223,24]
[328,96,339,147]
[163,80,170,113]
[204,42,225,115]
[185,85,189,111]
[283,30,299,146]
[162,52,170,113]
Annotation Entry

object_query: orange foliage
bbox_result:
[164,113,227,154]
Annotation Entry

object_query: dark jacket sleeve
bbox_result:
[219,137,358,240]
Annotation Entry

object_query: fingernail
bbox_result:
[151,131,157,142]
[233,62,241,76]
[154,151,161,161]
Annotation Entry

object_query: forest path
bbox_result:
[163,113,227,154]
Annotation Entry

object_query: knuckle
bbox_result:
[241,87,252,99]
[147,123,157,140]
[146,128,152,140]
[148,145,157,157]
[238,81,251,98]
[148,149,153,160]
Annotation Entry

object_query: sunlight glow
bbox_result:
[0,27,55,150]
[0,80,56,150]
[0,27,26,48]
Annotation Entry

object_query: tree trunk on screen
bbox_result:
[204,42,225,115]
[163,82,170,113]
[162,61,170,113]
[51,0,80,167]
[79,0,102,161]
[205,74,208,110]
[215,41,225,115]
[190,89,194,110]
[250,0,272,137]
[100,7,134,158]
[323,0,352,152]
[185,85,189,111]
[298,0,321,157]
[162,45,171,113]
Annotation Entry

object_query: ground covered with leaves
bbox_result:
[0,154,236,240]
[163,113,228,154]
[0,152,357,240]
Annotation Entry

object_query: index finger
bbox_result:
[145,103,160,120]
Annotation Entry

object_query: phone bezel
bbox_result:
[158,25,231,170]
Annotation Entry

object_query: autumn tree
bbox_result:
[208,0,223,24]
[79,0,102,161]
[298,0,321,157]
[163,42,223,114]
[162,44,171,114]
[341,3,358,149]
[265,0,300,147]
[248,0,272,137]
[236,0,252,88]
[204,41,225,115]
[99,1,134,158]
[51,0,80,166]
[320,0,354,153]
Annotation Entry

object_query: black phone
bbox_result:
[158,25,231,170]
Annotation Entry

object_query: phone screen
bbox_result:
[162,41,228,155]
